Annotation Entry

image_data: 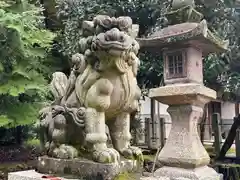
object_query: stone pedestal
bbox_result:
[147,83,222,180]
[36,156,139,179]
[154,166,222,180]
[8,170,76,180]
[141,166,223,180]
[157,105,209,168]
[8,156,140,180]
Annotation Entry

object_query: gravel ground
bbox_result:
[0,145,40,180]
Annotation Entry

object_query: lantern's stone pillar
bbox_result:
[160,105,208,168]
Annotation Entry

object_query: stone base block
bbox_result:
[8,170,76,180]
[148,166,223,180]
[35,156,139,179]
[140,177,169,180]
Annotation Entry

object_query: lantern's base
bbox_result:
[152,166,222,180]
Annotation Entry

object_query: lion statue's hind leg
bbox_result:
[108,112,143,162]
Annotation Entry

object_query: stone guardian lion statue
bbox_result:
[39,15,143,163]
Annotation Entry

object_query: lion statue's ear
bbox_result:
[71,53,86,74]
[50,72,68,100]
[82,20,95,37]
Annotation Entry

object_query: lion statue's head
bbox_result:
[77,15,140,74]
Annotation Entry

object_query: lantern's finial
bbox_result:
[166,0,202,25]
[171,0,195,10]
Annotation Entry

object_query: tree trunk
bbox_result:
[40,0,62,30]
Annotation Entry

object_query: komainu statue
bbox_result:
[39,15,143,163]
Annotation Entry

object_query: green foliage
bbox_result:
[0,0,56,127]
[137,51,164,89]
[198,0,240,100]
[24,138,40,148]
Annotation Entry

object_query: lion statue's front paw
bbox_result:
[52,144,78,159]
[93,148,120,163]
[120,146,143,162]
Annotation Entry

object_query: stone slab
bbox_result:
[152,166,223,180]
[140,177,169,180]
[8,170,77,180]
[149,83,216,105]
[36,156,139,180]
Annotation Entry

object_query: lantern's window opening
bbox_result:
[167,52,184,78]
[164,49,187,80]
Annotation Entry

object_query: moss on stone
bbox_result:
[77,146,93,159]
[77,147,117,163]
[103,156,114,163]
[114,172,136,180]
[143,155,155,161]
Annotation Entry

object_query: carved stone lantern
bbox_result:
[138,0,228,179]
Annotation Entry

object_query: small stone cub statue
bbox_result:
[38,15,143,163]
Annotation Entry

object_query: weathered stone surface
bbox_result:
[137,0,228,55]
[163,47,203,85]
[138,20,229,55]
[154,166,223,180]
[36,156,139,179]
[149,83,216,106]
[38,15,143,165]
[140,166,223,180]
[157,105,210,168]
[140,177,169,180]
[148,85,222,178]
[8,170,76,180]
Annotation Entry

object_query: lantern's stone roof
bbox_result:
[137,20,229,55]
